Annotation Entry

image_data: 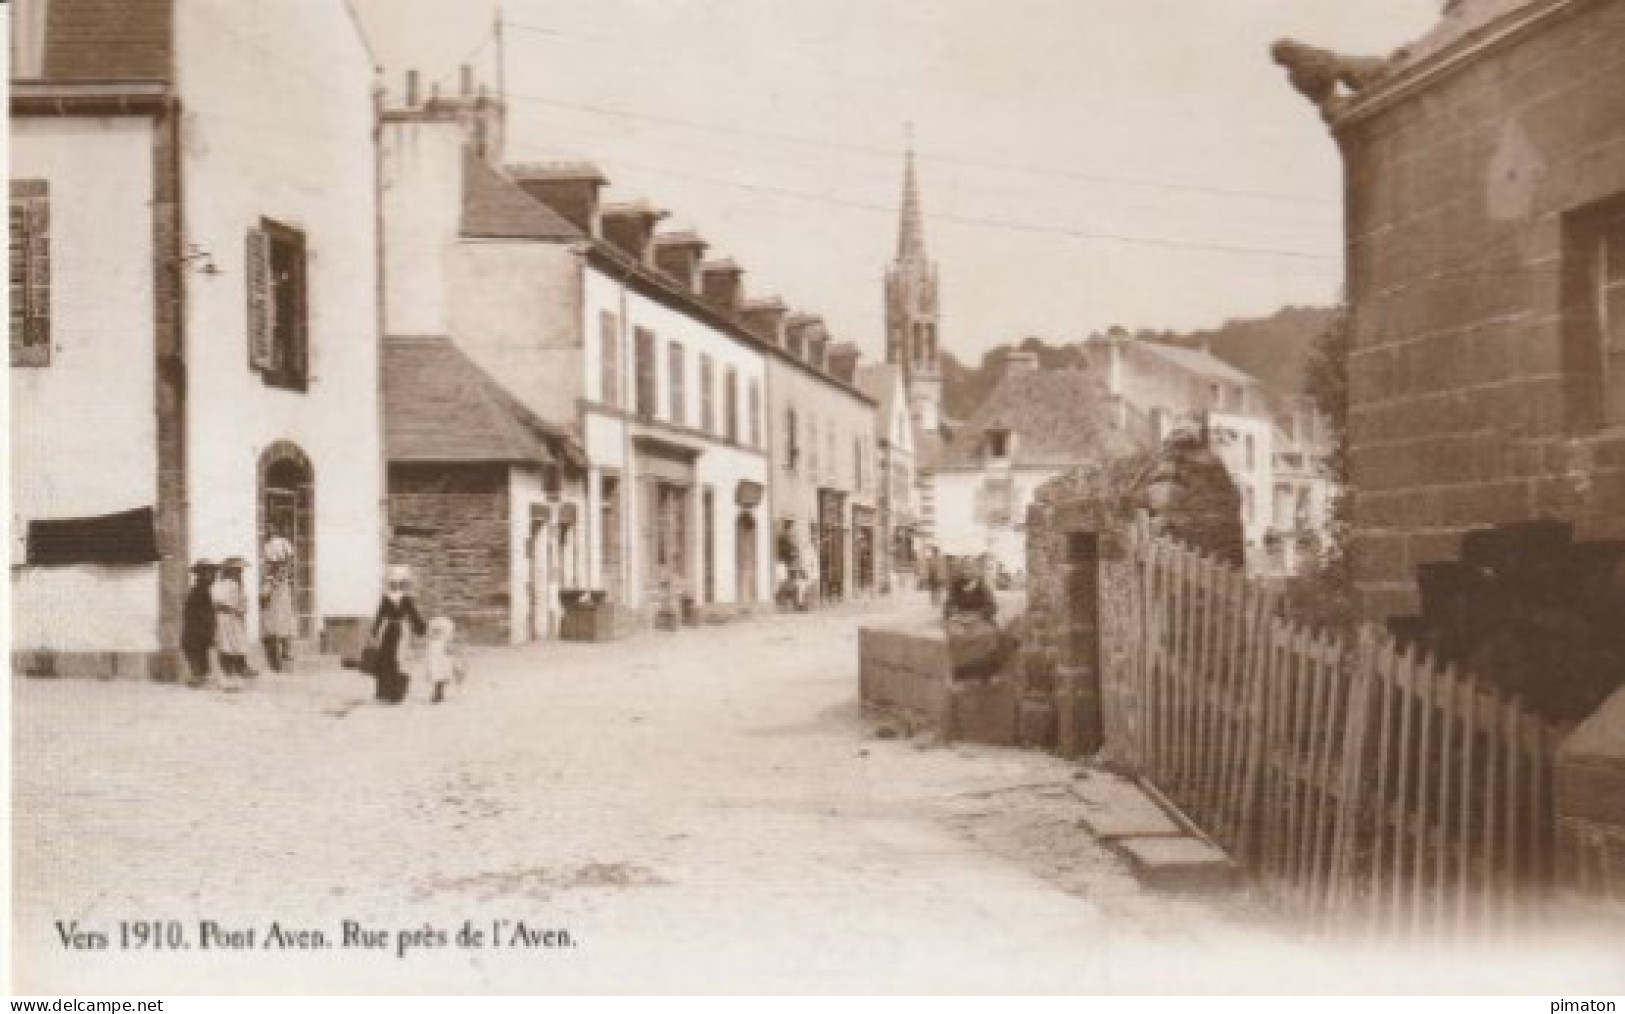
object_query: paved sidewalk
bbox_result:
[12,597,1619,993]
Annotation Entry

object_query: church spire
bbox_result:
[897,129,926,262]
[885,127,943,436]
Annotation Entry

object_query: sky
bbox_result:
[349,0,1443,363]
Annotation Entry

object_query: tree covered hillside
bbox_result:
[941,305,1336,421]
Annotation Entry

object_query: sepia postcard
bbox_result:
[7,0,1625,998]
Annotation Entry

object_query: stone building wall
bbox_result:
[1334,0,1625,621]
[387,463,513,645]
[1021,435,1243,760]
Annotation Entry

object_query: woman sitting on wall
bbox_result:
[943,555,1002,681]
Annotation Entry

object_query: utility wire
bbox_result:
[517,144,1339,262]
[495,23,1335,208]
[426,30,495,94]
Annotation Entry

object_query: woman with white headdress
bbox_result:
[369,563,426,704]
[260,528,297,672]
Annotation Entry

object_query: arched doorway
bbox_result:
[258,442,315,639]
[736,511,758,605]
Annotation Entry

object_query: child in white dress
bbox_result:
[424,616,466,704]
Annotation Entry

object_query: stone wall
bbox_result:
[387,462,512,645]
[858,622,1019,746]
[1335,0,1625,622]
[1021,436,1243,761]
[1555,682,1625,914]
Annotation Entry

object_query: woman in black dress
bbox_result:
[180,559,217,687]
[370,564,426,704]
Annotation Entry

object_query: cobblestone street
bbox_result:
[12,597,1616,994]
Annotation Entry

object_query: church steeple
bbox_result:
[897,143,926,263]
[885,131,943,434]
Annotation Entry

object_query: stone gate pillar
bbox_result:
[1024,498,1141,760]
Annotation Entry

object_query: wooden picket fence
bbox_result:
[1120,520,1558,937]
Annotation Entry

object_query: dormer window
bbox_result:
[986,428,1011,460]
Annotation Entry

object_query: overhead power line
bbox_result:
[521,143,1338,262]
[494,23,1336,209]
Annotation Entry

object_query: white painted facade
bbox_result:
[381,117,462,338]
[1208,412,1276,557]
[579,264,772,610]
[931,465,1056,578]
[9,118,162,652]
[762,356,878,600]
[10,0,384,670]
[175,0,385,628]
[506,464,587,644]
[380,114,590,644]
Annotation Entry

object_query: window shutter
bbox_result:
[245,228,275,371]
[10,180,50,367]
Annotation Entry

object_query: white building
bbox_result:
[1083,331,1334,574]
[737,301,881,605]
[379,82,590,645]
[10,0,386,677]
[855,363,919,591]
[930,354,1146,576]
[379,82,777,625]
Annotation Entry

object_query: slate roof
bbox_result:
[39,0,174,81]
[384,336,583,467]
[937,368,1145,470]
[1129,340,1260,388]
[461,152,584,241]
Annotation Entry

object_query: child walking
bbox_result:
[424,615,466,704]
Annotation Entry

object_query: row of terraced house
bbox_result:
[8,0,924,676]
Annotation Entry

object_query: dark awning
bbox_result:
[27,506,160,566]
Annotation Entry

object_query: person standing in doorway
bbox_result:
[181,559,217,688]
[370,564,426,705]
[260,529,296,672]
[212,557,252,690]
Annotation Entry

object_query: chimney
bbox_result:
[699,259,744,317]
[405,69,420,107]
[459,64,474,97]
[651,232,708,293]
[740,297,788,345]
[600,200,668,266]
[508,162,608,238]
[999,349,1039,377]
[827,342,861,384]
